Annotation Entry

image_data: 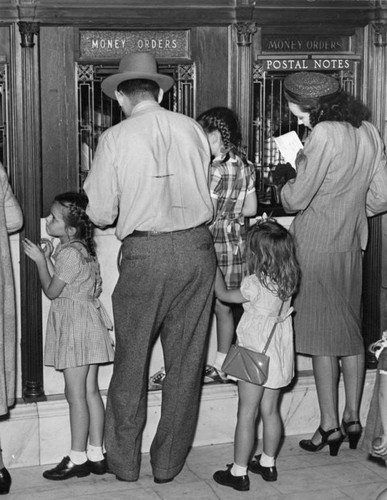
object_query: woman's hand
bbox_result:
[22,238,46,264]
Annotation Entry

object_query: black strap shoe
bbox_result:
[213,464,250,491]
[43,456,90,480]
[249,454,278,481]
[0,467,11,494]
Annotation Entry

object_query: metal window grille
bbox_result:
[252,63,359,196]
[0,63,9,173]
[76,62,195,188]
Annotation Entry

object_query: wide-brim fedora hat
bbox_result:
[101,52,175,100]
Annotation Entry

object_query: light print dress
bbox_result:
[236,274,294,389]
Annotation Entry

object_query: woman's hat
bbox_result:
[284,72,339,98]
[101,52,175,100]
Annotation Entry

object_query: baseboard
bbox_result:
[0,370,376,468]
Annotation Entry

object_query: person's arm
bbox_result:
[210,196,218,219]
[242,190,257,217]
[22,238,66,299]
[0,164,23,234]
[214,268,246,303]
[372,369,387,457]
[366,156,387,217]
[281,124,331,213]
[83,131,120,227]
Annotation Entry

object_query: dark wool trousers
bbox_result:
[105,225,216,481]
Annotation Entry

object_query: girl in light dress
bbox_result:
[197,107,257,382]
[213,219,300,491]
[23,192,114,481]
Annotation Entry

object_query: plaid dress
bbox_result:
[44,241,114,370]
[209,154,256,289]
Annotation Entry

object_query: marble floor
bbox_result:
[4,434,387,500]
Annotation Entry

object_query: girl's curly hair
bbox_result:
[246,219,301,301]
[54,192,96,256]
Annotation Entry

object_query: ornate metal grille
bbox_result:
[76,62,195,187]
[252,63,359,198]
[0,63,9,173]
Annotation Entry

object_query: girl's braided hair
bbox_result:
[54,192,96,256]
[197,107,245,163]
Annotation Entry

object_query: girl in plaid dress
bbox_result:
[23,192,114,481]
[198,107,257,381]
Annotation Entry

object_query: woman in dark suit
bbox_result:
[281,72,387,456]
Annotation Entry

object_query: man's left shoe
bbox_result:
[87,458,107,475]
[249,455,278,481]
[213,465,250,491]
[42,456,91,480]
[154,476,174,484]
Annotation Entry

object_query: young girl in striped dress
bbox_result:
[197,107,257,381]
[23,192,114,481]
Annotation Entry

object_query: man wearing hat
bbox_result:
[84,52,216,483]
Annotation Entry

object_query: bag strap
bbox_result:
[262,300,285,354]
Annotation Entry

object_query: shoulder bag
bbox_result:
[222,301,284,386]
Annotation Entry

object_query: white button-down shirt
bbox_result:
[84,100,213,240]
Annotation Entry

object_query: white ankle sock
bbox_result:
[213,352,227,371]
[231,463,247,476]
[69,450,87,465]
[260,452,275,467]
[87,445,104,462]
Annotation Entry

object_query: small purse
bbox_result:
[222,301,284,386]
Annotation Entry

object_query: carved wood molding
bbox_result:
[235,21,257,46]
[0,1,384,28]
[373,22,387,46]
[234,22,257,158]
[18,21,39,48]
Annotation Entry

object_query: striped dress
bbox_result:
[281,121,387,356]
[209,154,256,289]
[44,241,114,370]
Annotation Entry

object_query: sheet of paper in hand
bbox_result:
[274,131,303,170]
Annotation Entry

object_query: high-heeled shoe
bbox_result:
[0,467,11,495]
[341,419,362,449]
[299,426,344,456]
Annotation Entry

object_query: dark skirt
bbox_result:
[293,249,364,356]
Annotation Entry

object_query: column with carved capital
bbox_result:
[234,22,257,159]
[12,20,45,401]
[370,22,387,134]
[362,20,387,348]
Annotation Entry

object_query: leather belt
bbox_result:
[130,224,205,237]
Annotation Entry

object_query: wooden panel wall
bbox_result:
[40,27,78,215]
[192,26,230,116]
